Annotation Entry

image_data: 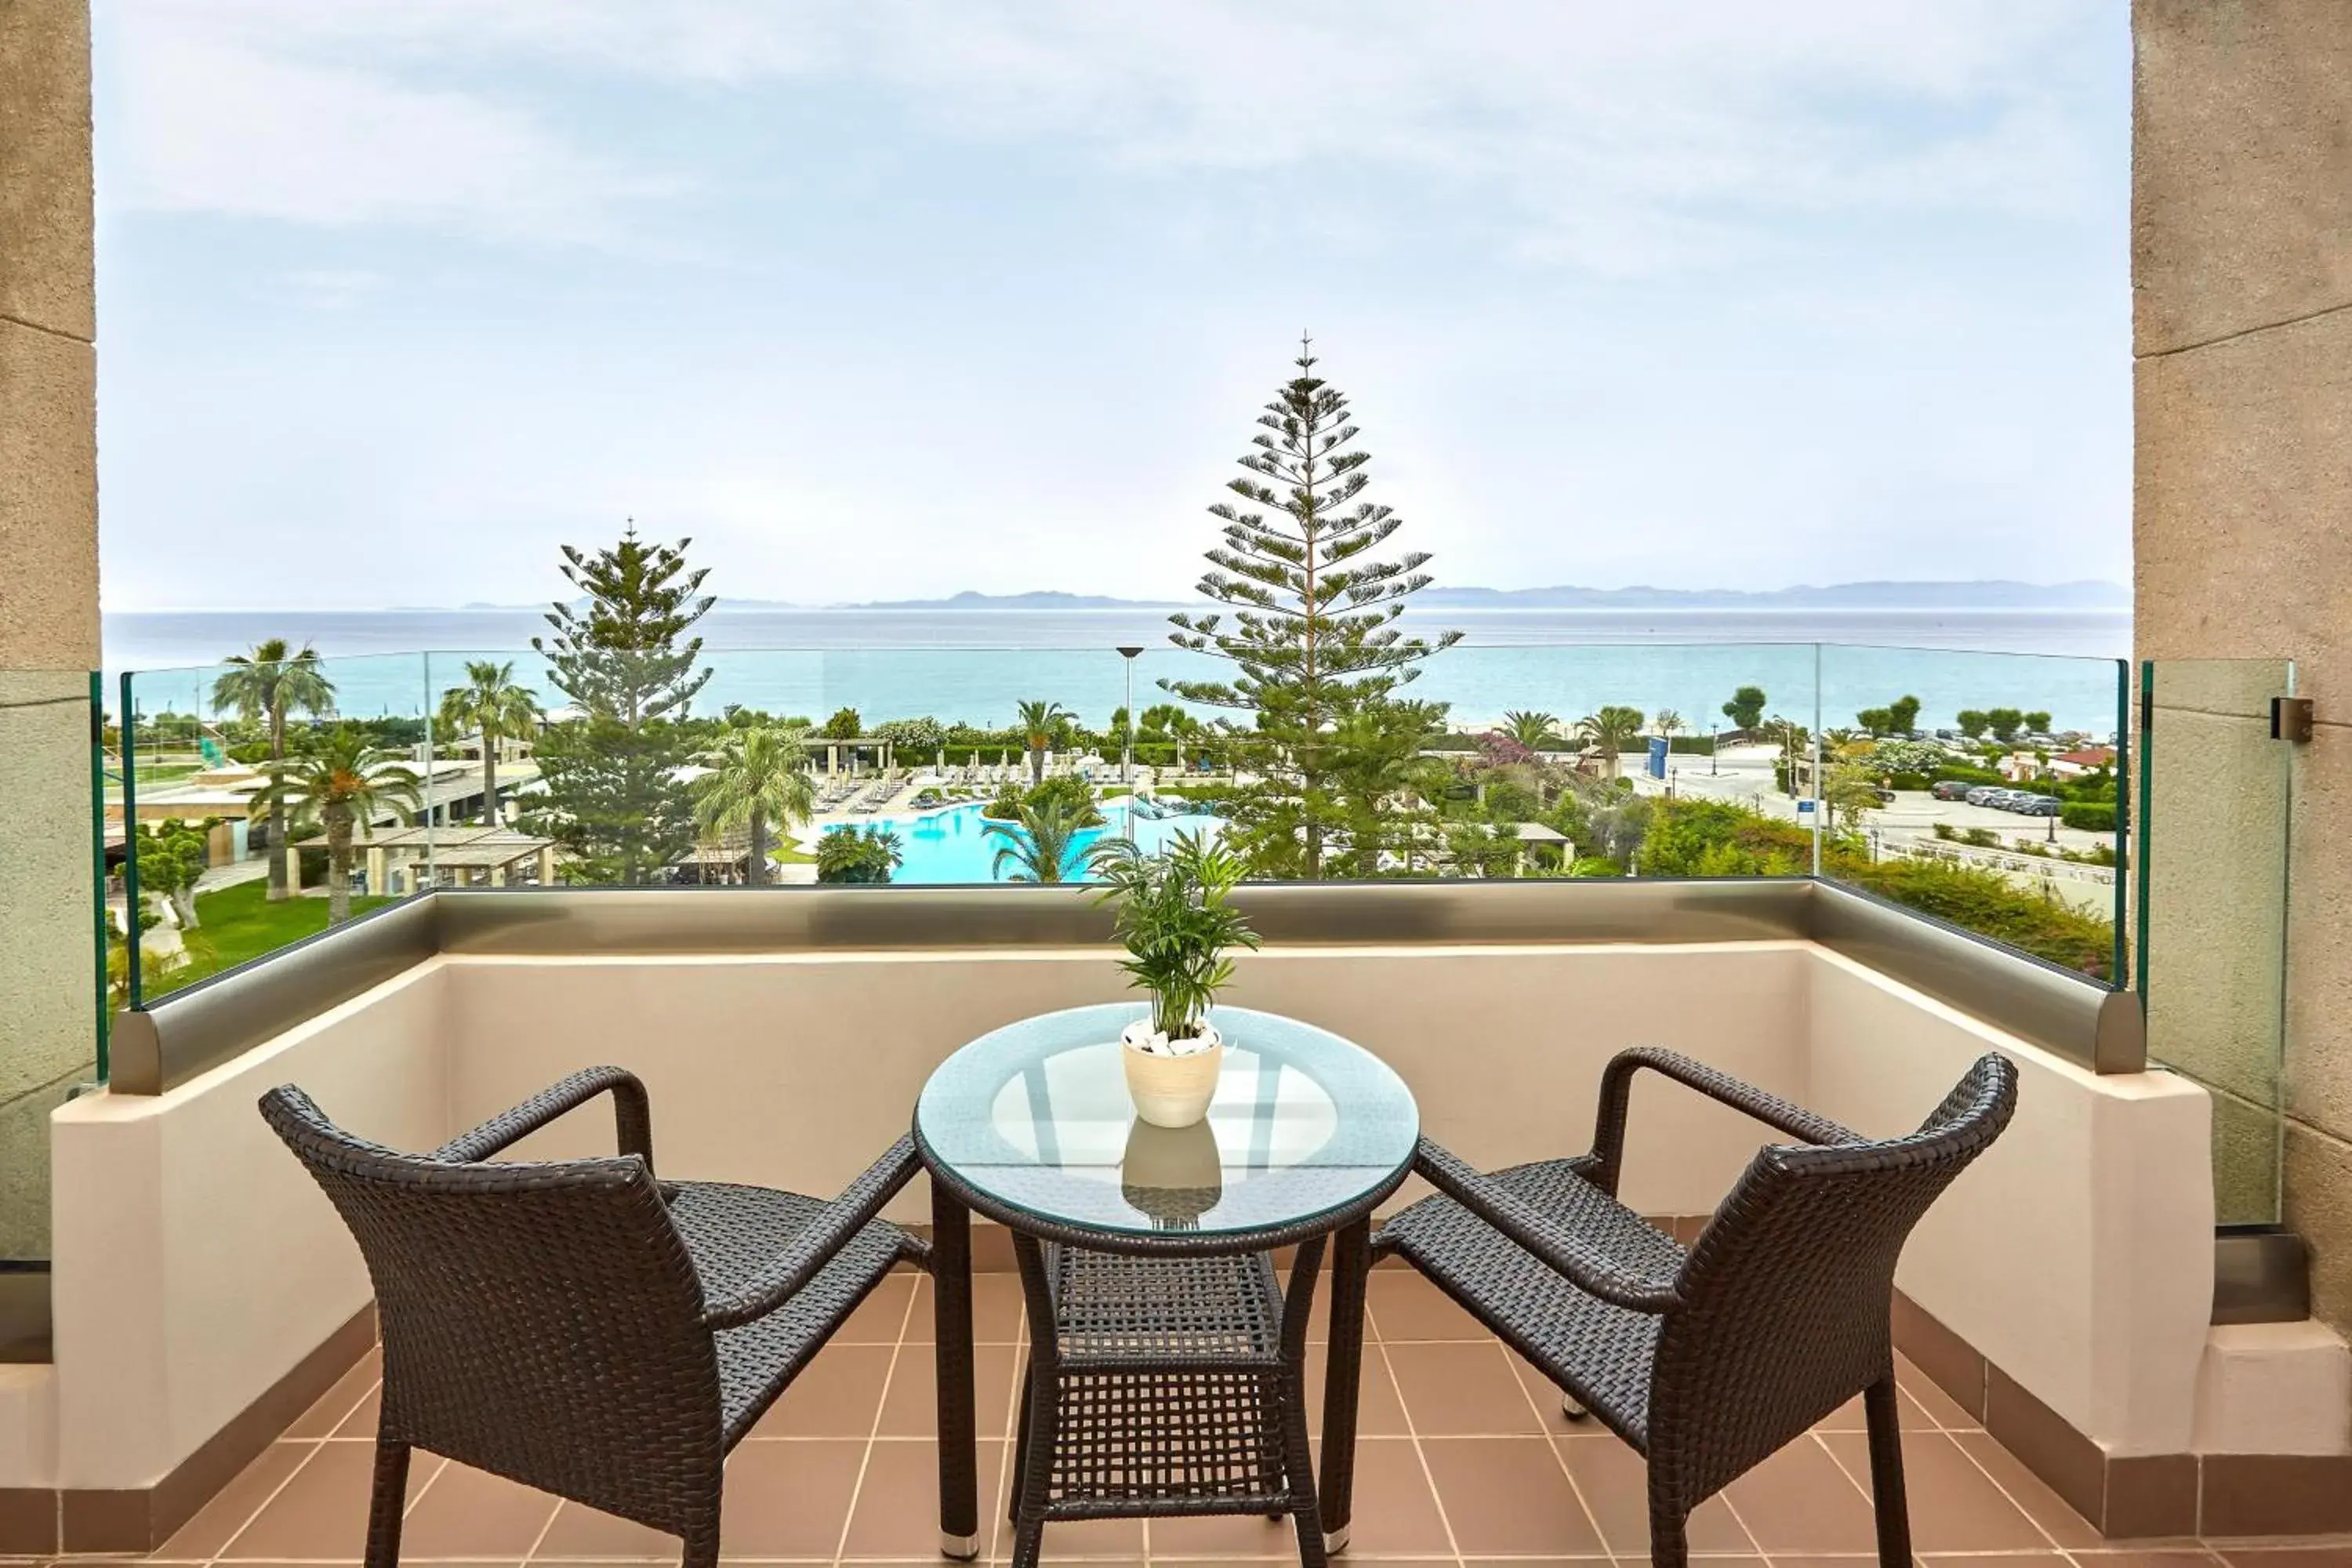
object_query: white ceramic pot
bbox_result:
[1120,1019,1225,1129]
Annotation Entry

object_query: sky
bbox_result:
[92,2,2132,612]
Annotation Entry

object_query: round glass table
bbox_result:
[913,1004,1420,1563]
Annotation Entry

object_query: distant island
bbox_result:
[824,580,2128,612]
[836,590,1186,611]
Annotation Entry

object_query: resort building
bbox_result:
[1,3,2347,1563]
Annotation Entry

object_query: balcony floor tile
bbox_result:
[130,1275,2352,1568]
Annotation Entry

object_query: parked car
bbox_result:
[1963,786,2002,807]
[1984,790,2027,811]
[2018,796,2063,816]
[1932,780,1973,801]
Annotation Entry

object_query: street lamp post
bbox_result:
[1709,725,1718,776]
[1116,646,1144,842]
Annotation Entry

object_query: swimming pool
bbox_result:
[822,800,1225,884]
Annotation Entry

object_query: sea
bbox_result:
[104,607,2135,739]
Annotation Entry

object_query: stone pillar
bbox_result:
[0,0,99,1261]
[2132,0,2352,1326]
[537,846,557,884]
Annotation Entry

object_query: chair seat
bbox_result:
[1379,1157,1683,1448]
[668,1181,909,1444]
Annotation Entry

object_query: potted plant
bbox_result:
[1090,829,1261,1127]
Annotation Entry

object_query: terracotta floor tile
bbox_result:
[400,1462,563,1559]
[1552,1432,1753,1556]
[2215,1550,2352,1568]
[1719,1436,1881,1555]
[837,1272,920,1344]
[844,1439,1006,1559]
[158,1441,315,1559]
[1818,1429,2048,1555]
[1420,1436,1605,1557]
[718,1438,867,1557]
[1896,1353,1982,1431]
[1304,1343,1410,1436]
[908,1275,1028,1345]
[877,1342,1022,1439]
[1145,1510,1312,1557]
[1325,1437,1453,1557]
[1814,1385,1938,1432]
[1918,1555,2071,1568]
[230,1562,518,1568]
[992,1512,1145,1560]
[750,1343,896,1437]
[284,1351,382,1439]
[1947,1428,2102,1549]
[329,1383,383,1439]
[1385,1342,1544,1436]
[534,1499,677,1559]
[1299,1272,1336,1343]
[2071,1554,2223,1567]
[220,1441,390,1559]
[1366,1271,1486,1341]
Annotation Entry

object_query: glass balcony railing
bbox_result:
[99,641,2136,1014]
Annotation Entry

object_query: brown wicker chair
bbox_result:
[260,1066,924,1568]
[1371,1047,2016,1568]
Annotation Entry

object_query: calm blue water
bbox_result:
[830,800,1225,884]
[103,607,2133,739]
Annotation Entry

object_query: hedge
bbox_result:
[1632,797,2116,980]
[2060,801,2117,833]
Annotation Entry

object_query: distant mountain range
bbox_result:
[829,581,2128,612]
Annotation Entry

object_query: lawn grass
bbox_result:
[144,879,395,1000]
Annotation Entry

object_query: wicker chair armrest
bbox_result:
[434,1065,655,1174]
[1587,1047,1856,1195]
[1410,1138,1684,1315]
[701,1136,920,1330]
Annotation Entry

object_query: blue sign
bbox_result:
[1646,736,1668,779]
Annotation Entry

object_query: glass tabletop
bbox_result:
[916,1004,1421,1240]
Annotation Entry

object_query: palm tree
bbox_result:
[985,796,1091,884]
[1016,699,1070,786]
[212,640,336,902]
[274,725,423,924]
[1501,710,1562,752]
[437,660,539,826]
[691,722,816,887]
[1575,706,1647,779]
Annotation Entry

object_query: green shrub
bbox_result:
[1666,736,1716,755]
[1567,857,1623,879]
[2061,801,2117,832]
[1635,799,1809,878]
[1886,771,1933,791]
[1931,765,2005,787]
[1838,856,2114,979]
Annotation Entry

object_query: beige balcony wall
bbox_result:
[0,0,101,1259]
[48,942,2210,1493]
[2132,0,2352,1328]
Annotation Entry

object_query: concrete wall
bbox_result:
[2132,1,2352,1324]
[45,942,2212,1491]
[0,0,101,1259]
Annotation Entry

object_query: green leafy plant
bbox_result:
[816,826,902,884]
[691,720,816,887]
[437,659,539,826]
[985,796,1092,884]
[1721,686,1767,731]
[272,724,424,923]
[212,639,336,902]
[2060,801,2117,833]
[1090,831,1262,1040]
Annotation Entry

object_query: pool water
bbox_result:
[822,800,1224,884]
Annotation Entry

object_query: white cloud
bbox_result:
[100,0,2107,267]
